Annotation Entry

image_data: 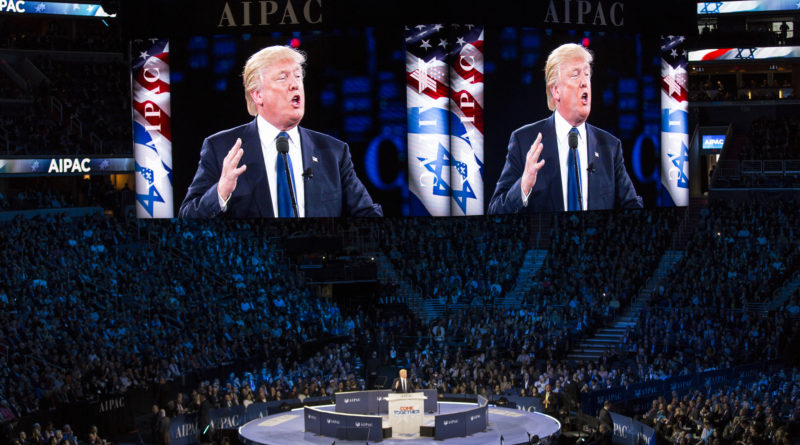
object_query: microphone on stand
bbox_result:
[276,134,299,217]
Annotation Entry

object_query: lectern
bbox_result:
[386,392,427,436]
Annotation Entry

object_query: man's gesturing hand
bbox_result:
[521,132,546,197]
[218,138,247,202]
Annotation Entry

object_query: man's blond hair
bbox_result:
[242,45,306,116]
[544,43,593,111]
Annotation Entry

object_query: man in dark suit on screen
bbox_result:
[179,45,382,218]
[488,43,642,214]
[392,369,414,393]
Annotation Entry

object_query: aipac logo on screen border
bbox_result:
[217,0,322,27]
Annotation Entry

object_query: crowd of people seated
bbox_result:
[381,216,529,307]
[0,30,130,155]
[638,370,800,445]
[697,22,797,48]
[690,76,794,103]
[0,215,352,425]
[659,200,799,307]
[739,116,800,161]
[529,209,676,310]
[1,59,131,155]
[0,19,122,53]
[0,178,131,214]
[1,202,798,444]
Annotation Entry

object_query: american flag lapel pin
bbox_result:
[312,156,318,163]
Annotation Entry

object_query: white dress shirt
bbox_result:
[553,110,588,211]
[256,115,305,217]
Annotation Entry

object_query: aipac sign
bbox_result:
[702,135,726,150]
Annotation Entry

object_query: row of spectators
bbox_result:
[1,56,131,155]
[0,189,71,211]
[0,18,122,53]
[639,369,800,445]
[697,23,796,48]
[659,200,799,307]
[0,178,132,214]
[739,116,800,161]
[528,208,676,312]
[7,422,86,445]
[690,77,794,103]
[1,19,130,155]
[381,216,529,307]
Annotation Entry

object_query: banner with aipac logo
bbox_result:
[406,25,485,216]
[659,35,689,207]
[448,26,484,216]
[131,38,173,218]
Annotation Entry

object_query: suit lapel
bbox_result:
[298,127,316,214]
[241,119,273,217]
[542,115,564,212]
[586,124,598,210]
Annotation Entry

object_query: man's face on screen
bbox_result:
[251,58,305,131]
[553,56,591,127]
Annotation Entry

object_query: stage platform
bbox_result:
[239,402,561,445]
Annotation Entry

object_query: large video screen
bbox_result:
[132,25,686,218]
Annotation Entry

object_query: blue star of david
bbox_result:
[417,143,451,197]
[735,48,756,59]
[668,142,690,189]
[700,2,723,14]
[137,185,165,217]
[452,179,476,214]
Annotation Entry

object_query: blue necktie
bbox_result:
[567,127,581,211]
[275,132,296,217]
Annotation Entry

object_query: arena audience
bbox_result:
[639,369,800,445]
[380,216,528,308]
[739,116,800,161]
[1,203,797,444]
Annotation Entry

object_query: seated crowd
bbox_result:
[1,202,798,445]
[739,116,800,162]
[381,215,529,307]
[0,215,351,424]
[0,43,130,155]
[689,76,794,103]
[660,200,799,307]
[639,370,800,445]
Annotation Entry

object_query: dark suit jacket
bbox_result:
[392,377,414,393]
[157,416,170,445]
[541,391,560,412]
[598,408,613,429]
[488,114,642,214]
[179,119,383,218]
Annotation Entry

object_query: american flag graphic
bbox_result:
[406,24,484,216]
[660,35,689,207]
[131,38,173,218]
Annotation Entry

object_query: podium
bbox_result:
[386,393,427,436]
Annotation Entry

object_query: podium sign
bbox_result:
[386,393,427,436]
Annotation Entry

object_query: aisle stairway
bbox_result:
[566,250,683,361]
[496,250,548,307]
